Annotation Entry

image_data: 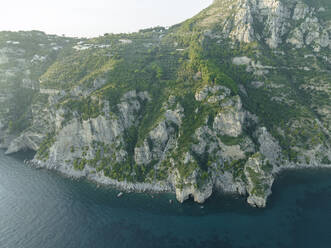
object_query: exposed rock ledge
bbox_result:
[29,158,173,193]
[27,157,331,208]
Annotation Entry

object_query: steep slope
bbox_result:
[0,31,81,149]
[0,0,330,207]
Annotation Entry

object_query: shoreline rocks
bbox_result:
[25,156,331,208]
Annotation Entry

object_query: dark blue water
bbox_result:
[1,150,331,248]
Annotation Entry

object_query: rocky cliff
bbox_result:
[0,0,330,207]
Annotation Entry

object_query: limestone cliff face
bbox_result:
[0,0,330,208]
[6,85,281,207]
[244,153,274,207]
[211,0,331,50]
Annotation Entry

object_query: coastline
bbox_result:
[28,158,174,194]
[2,148,331,248]
[24,155,331,207]
[4,147,330,207]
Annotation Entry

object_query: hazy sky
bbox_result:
[0,0,213,37]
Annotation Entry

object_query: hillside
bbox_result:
[0,0,330,207]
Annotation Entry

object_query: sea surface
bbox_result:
[0,149,331,248]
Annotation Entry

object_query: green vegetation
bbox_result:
[1,0,330,192]
[219,135,243,146]
[73,158,87,171]
[61,97,104,121]
[5,88,35,134]
[224,159,247,182]
[36,133,56,160]
[322,156,331,165]
[246,167,269,197]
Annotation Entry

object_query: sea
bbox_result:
[0,149,331,248]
